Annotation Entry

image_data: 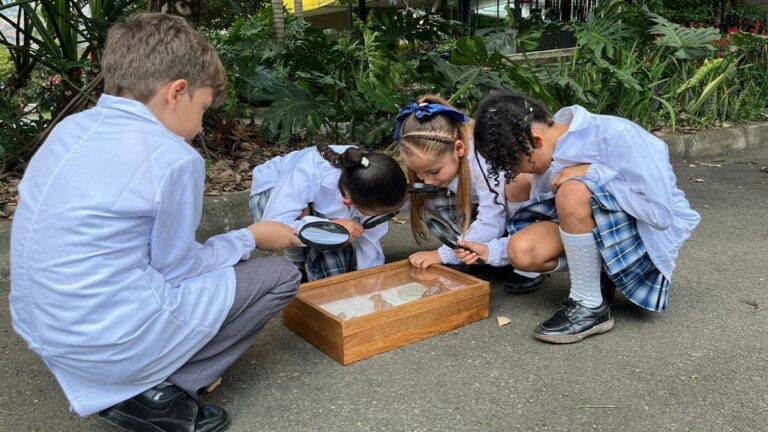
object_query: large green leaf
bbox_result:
[570,0,638,60]
[261,85,333,142]
[450,36,507,69]
[648,13,718,60]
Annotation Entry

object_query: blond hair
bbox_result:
[397,95,473,242]
[102,13,227,105]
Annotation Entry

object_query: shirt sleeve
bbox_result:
[354,222,388,270]
[486,236,511,267]
[150,156,255,288]
[585,127,675,230]
[260,163,327,229]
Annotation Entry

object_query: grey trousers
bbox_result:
[168,256,301,397]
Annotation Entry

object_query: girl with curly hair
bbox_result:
[456,91,700,344]
[395,95,544,293]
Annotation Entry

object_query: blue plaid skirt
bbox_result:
[508,178,670,312]
[250,191,355,281]
[424,194,477,234]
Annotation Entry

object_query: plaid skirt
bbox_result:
[250,190,355,281]
[508,178,670,312]
[424,194,477,235]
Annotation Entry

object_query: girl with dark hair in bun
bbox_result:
[250,143,407,281]
[457,90,700,344]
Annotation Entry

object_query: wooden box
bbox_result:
[283,259,490,365]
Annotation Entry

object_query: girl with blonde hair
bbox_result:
[395,95,543,292]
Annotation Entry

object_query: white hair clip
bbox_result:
[361,157,370,168]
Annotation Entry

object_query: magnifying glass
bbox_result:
[361,211,399,229]
[298,221,351,250]
[425,217,485,265]
[407,182,448,195]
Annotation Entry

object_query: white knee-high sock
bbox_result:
[559,228,603,307]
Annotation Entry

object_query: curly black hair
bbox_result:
[473,91,553,184]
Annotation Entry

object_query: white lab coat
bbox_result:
[251,145,389,270]
[10,95,254,415]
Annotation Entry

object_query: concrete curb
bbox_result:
[2,121,768,287]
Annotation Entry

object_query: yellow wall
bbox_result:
[284,0,338,13]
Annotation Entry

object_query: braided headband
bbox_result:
[399,132,455,145]
[393,102,470,140]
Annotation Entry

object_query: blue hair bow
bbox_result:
[393,102,471,140]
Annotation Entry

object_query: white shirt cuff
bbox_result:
[487,237,510,267]
[237,227,256,260]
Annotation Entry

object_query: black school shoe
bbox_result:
[99,381,229,432]
[503,272,546,294]
[533,298,614,344]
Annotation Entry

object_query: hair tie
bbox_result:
[393,102,470,140]
[360,157,370,168]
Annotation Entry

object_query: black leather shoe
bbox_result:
[503,272,545,294]
[533,298,614,344]
[99,381,230,432]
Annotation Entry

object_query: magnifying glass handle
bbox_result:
[460,244,485,266]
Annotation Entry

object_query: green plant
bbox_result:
[0,0,139,176]
[0,48,13,81]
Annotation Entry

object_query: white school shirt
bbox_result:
[251,145,389,270]
[10,95,254,416]
[487,105,701,280]
[437,143,507,264]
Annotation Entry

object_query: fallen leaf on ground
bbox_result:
[496,316,512,327]
[205,377,222,393]
[391,217,409,224]
[695,160,722,167]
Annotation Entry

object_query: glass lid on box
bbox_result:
[300,267,468,321]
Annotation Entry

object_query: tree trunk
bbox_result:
[272,0,286,49]
[295,0,304,17]
[147,0,202,26]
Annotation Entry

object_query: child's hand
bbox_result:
[248,222,303,251]
[409,250,442,269]
[551,164,591,192]
[455,240,489,265]
[331,218,364,240]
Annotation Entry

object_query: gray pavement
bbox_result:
[1,147,767,432]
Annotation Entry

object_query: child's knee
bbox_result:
[555,181,592,220]
[266,257,301,297]
[507,237,538,270]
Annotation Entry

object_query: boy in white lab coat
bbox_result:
[10,13,301,432]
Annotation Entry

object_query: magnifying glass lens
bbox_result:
[299,222,350,250]
[426,218,459,249]
[425,217,485,265]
